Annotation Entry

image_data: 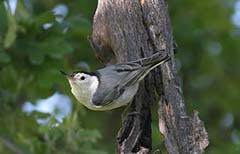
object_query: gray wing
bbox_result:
[92,63,147,106]
[92,53,169,106]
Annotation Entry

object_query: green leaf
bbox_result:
[42,38,73,59]
[4,2,17,48]
[0,1,8,40]
[35,11,55,29]
[66,15,91,36]
[15,39,46,65]
[77,129,101,143]
[0,65,17,87]
[28,50,45,65]
[0,47,11,63]
[15,0,32,24]
[36,69,59,89]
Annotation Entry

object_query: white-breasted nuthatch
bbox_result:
[61,52,170,111]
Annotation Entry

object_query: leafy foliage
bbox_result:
[0,0,240,153]
[0,0,106,153]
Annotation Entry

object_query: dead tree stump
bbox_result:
[90,0,209,153]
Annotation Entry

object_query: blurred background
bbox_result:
[0,0,239,153]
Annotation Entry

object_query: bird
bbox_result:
[61,52,170,111]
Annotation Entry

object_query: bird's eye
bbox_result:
[80,76,85,80]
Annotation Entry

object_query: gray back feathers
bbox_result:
[92,53,170,106]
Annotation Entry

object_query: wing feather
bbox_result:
[92,63,147,106]
[92,53,169,106]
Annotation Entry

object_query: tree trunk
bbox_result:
[90,0,209,154]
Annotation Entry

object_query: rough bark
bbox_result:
[90,0,209,154]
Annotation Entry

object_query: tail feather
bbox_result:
[132,51,170,68]
[148,54,170,69]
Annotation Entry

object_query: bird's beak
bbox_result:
[60,70,73,80]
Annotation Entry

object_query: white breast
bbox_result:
[70,76,99,109]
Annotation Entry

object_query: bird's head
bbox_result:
[60,70,99,97]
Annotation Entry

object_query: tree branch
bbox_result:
[90,0,209,153]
